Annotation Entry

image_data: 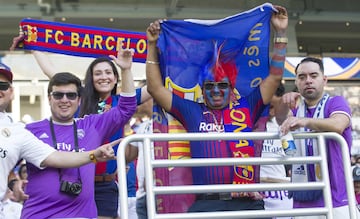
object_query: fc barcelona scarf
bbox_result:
[17,18,147,63]
[223,102,256,185]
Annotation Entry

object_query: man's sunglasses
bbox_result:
[50,91,79,100]
[203,82,230,90]
[0,81,11,91]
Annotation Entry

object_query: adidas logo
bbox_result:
[39,133,49,139]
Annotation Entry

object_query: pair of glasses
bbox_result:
[50,91,78,100]
[0,81,10,91]
[203,82,230,90]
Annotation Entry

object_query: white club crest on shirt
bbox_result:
[1,128,11,137]
[77,129,85,139]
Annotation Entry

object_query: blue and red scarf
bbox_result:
[17,18,147,63]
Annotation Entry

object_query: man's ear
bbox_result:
[78,97,82,107]
[48,95,52,105]
[323,75,328,84]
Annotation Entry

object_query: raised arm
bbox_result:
[32,50,58,79]
[9,28,57,79]
[110,46,135,94]
[145,20,173,112]
[260,5,288,105]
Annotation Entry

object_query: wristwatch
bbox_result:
[274,37,288,44]
[89,151,97,163]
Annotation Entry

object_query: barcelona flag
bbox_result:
[18,18,147,63]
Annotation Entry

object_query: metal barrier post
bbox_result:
[318,134,333,219]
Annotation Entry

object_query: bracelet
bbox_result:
[146,60,160,64]
[274,37,288,44]
[89,150,97,164]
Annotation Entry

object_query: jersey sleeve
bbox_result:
[20,127,56,169]
[327,96,352,119]
[170,93,202,130]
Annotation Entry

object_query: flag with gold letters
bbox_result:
[18,18,147,63]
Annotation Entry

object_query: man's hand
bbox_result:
[146,19,164,44]
[9,28,25,51]
[109,43,134,71]
[282,92,301,110]
[12,179,29,202]
[94,139,120,162]
[271,5,288,35]
[280,116,309,136]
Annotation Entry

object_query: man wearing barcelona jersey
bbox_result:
[145,5,288,216]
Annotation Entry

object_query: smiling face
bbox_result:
[48,84,80,123]
[295,61,327,106]
[202,77,231,110]
[92,61,118,100]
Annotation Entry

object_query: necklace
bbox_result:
[209,110,224,133]
[98,96,113,114]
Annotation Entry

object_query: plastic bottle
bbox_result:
[280,132,297,156]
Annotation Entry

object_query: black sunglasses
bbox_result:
[203,82,230,90]
[50,91,79,100]
[0,81,11,91]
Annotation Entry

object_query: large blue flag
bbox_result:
[157,3,275,99]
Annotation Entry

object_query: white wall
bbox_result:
[2,52,146,81]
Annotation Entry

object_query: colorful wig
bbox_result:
[198,41,238,88]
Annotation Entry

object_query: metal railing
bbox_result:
[117,132,357,219]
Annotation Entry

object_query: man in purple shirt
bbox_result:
[281,57,354,218]
[20,48,137,219]
[0,63,118,219]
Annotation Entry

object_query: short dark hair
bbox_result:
[275,83,285,97]
[295,57,324,74]
[47,72,82,96]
